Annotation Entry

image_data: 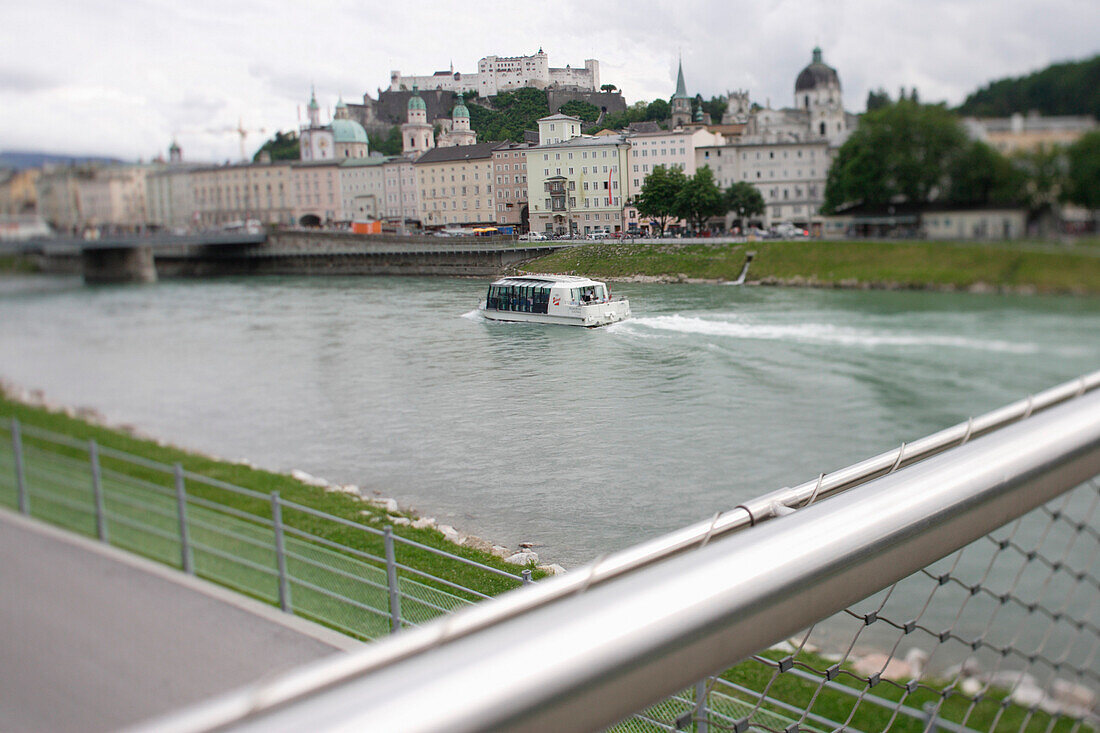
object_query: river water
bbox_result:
[2,274,1099,568]
[4,274,1100,665]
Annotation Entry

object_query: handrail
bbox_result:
[136,379,1100,733]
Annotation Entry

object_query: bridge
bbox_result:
[4,231,573,283]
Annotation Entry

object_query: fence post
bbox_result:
[384,526,402,634]
[90,440,108,542]
[522,569,532,586]
[271,491,291,613]
[174,463,193,575]
[12,418,27,514]
[694,678,709,733]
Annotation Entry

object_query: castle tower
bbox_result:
[168,139,182,164]
[401,85,435,156]
[670,58,692,129]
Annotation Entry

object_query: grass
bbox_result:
[520,239,1100,294]
[0,254,39,273]
[0,390,536,640]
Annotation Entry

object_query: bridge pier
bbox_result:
[81,246,157,284]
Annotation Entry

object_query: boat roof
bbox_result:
[490,274,606,287]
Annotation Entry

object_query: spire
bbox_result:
[674,56,688,99]
[308,84,319,110]
[812,46,823,64]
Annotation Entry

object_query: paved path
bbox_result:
[0,509,360,732]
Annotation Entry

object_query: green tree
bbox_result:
[558,100,600,124]
[252,130,299,162]
[703,96,726,122]
[1012,144,1065,213]
[1064,130,1100,209]
[634,165,686,235]
[823,100,969,213]
[600,83,618,93]
[368,126,403,156]
[865,88,891,112]
[957,54,1100,119]
[947,140,1024,206]
[724,181,765,227]
[674,165,726,232]
[645,99,670,121]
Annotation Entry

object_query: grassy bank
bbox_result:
[0,389,534,606]
[520,239,1100,294]
[0,254,38,274]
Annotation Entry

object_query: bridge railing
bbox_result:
[144,371,1100,733]
[0,419,525,641]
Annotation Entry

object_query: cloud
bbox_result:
[0,68,58,93]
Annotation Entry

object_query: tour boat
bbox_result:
[479,274,631,327]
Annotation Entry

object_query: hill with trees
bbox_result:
[956,55,1100,119]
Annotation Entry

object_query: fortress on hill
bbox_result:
[388,49,600,97]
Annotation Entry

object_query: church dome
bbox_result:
[795,47,840,92]
[452,93,470,119]
[331,117,369,144]
[408,86,427,112]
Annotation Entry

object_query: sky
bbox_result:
[2,0,1097,163]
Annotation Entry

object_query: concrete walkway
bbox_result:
[0,509,360,733]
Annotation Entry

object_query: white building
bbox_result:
[300,90,370,162]
[401,87,436,156]
[340,157,388,221]
[382,157,419,223]
[526,114,629,235]
[390,50,600,97]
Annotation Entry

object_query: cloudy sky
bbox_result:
[2,0,1097,163]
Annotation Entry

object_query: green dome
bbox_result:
[452,93,469,118]
[408,86,426,112]
[331,117,369,144]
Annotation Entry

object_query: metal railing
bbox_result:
[143,372,1100,733]
[0,420,525,640]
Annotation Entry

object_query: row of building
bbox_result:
[4,47,1095,239]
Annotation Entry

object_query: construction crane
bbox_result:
[197,119,267,161]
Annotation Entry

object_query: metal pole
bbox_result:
[175,463,193,575]
[11,418,27,514]
[694,678,709,733]
[384,526,402,634]
[521,569,532,586]
[271,491,291,613]
[90,440,108,542]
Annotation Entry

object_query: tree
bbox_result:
[600,83,618,93]
[865,88,891,112]
[724,182,765,227]
[1012,144,1065,213]
[823,100,969,213]
[633,165,686,235]
[645,99,670,122]
[1064,130,1100,210]
[558,100,600,124]
[252,131,299,162]
[947,140,1024,206]
[957,54,1100,119]
[369,126,403,156]
[674,166,726,232]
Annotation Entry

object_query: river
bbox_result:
[5,273,1100,663]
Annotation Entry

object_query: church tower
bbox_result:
[794,47,846,142]
[401,85,435,156]
[308,85,321,128]
[670,58,692,129]
[439,93,477,147]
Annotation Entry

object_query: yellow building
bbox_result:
[965,113,1098,155]
[414,142,500,228]
[191,160,296,228]
[0,169,39,217]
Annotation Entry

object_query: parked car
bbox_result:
[518,231,548,242]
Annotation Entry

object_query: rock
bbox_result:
[960,677,983,696]
[411,517,436,530]
[491,545,510,558]
[291,469,330,488]
[505,551,539,566]
[464,536,494,553]
[438,524,464,544]
[326,484,360,495]
[518,541,534,549]
[537,563,566,575]
[387,515,411,526]
[1050,679,1095,709]
[369,497,399,513]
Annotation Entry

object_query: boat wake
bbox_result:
[461,309,486,321]
[622,314,1043,354]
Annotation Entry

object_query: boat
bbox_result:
[479,274,631,328]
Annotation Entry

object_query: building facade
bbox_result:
[414,142,500,228]
[300,90,370,162]
[147,165,200,231]
[340,157,388,221]
[389,50,600,96]
[382,157,420,223]
[191,161,296,228]
[963,113,1099,155]
[292,160,343,225]
[0,169,39,217]
[526,114,629,235]
[492,142,532,226]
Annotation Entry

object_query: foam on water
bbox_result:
[623,314,1041,354]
